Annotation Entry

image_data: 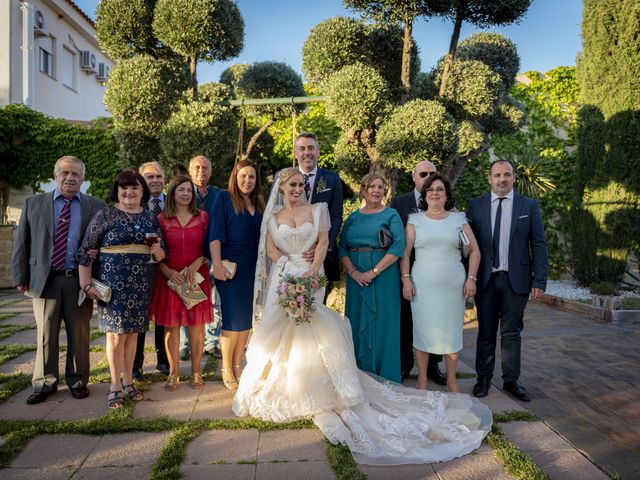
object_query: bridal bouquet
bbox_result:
[276,273,327,325]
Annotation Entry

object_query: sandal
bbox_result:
[107,390,123,409]
[233,364,243,379]
[122,382,143,401]
[191,372,204,389]
[165,374,179,391]
[220,367,238,390]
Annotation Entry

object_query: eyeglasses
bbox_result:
[425,187,445,194]
[418,171,437,178]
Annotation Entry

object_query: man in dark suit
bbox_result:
[389,160,446,384]
[132,161,170,380]
[466,159,548,402]
[295,132,343,284]
[12,156,105,404]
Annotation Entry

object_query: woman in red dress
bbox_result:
[151,175,211,390]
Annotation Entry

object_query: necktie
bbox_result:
[151,198,162,216]
[51,196,72,270]
[303,174,312,201]
[492,197,505,269]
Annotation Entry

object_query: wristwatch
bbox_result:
[373,267,380,276]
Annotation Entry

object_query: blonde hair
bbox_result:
[278,167,304,192]
[359,172,388,198]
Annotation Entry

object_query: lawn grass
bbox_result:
[0,324,35,341]
[0,344,36,365]
[325,440,367,480]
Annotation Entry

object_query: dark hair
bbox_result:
[295,131,318,144]
[110,169,150,204]
[419,174,455,211]
[227,159,265,215]
[490,158,516,174]
[164,175,197,217]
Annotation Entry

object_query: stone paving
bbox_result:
[0,290,623,479]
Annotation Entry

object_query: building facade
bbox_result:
[0,0,111,121]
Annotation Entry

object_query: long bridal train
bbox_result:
[232,202,492,465]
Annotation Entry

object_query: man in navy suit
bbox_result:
[466,159,548,402]
[295,132,343,283]
[389,160,446,384]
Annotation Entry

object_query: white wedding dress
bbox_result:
[232,202,492,465]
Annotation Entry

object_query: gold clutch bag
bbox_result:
[167,269,208,310]
[222,260,237,279]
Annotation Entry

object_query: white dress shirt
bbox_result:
[490,189,514,272]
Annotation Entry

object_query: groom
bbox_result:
[294,132,343,286]
[390,160,446,385]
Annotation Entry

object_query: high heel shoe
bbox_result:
[220,367,238,390]
[164,374,179,391]
[191,372,204,389]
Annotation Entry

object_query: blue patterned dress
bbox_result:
[78,206,164,334]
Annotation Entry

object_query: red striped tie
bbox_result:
[51,196,72,270]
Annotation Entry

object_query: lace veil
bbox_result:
[252,170,309,327]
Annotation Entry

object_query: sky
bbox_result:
[74,0,583,84]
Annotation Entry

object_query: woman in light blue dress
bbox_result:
[400,174,480,392]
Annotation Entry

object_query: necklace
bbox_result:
[122,209,143,230]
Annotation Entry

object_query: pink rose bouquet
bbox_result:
[276,273,327,325]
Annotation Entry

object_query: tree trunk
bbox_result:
[0,179,8,225]
[445,136,490,186]
[242,118,275,161]
[400,20,414,105]
[438,0,466,98]
[189,55,198,100]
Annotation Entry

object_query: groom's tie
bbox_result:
[303,173,314,201]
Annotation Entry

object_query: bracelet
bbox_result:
[468,275,477,281]
[401,273,411,278]
[82,284,92,292]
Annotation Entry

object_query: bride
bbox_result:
[232,168,492,465]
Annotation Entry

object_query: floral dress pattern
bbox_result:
[78,206,164,333]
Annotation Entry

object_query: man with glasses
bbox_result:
[390,160,446,384]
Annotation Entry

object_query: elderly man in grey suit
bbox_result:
[12,156,105,404]
[467,159,548,402]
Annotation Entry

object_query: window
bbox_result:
[62,46,76,90]
[38,36,55,77]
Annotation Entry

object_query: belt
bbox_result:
[101,244,150,254]
[351,248,385,252]
[51,269,78,277]
[492,270,508,276]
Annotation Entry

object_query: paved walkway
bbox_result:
[0,289,626,479]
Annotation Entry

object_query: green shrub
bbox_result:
[589,282,619,297]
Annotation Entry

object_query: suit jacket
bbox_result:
[466,192,548,295]
[389,191,419,263]
[11,191,105,298]
[308,168,343,250]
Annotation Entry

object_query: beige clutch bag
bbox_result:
[77,278,112,306]
[211,260,237,279]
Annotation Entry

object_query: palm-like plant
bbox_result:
[506,151,556,198]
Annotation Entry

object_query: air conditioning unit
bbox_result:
[34,9,47,37]
[80,50,97,72]
[96,63,111,82]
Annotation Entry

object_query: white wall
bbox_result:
[0,0,111,121]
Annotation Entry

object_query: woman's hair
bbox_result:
[228,159,265,214]
[278,167,304,193]
[418,173,455,211]
[110,169,150,204]
[359,172,388,199]
[164,175,197,217]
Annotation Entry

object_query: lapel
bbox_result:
[309,168,324,203]
[44,191,55,238]
[79,193,93,234]
[509,192,523,241]
[481,193,493,244]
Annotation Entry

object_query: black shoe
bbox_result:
[155,363,170,375]
[473,378,491,398]
[132,369,144,381]
[26,387,57,405]
[427,366,447,386]
[70,386,89,399]
[180,348,190,361]
[503,381,531,402]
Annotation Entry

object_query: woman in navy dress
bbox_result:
[210,160,264,389]
[78,170,166,408]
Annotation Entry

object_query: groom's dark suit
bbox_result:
[466,191,548,385]
[389,191,443,378]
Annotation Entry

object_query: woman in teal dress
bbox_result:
[338,173,405,383]
[400,174,480,392]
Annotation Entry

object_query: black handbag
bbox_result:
[378,227,393,249]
